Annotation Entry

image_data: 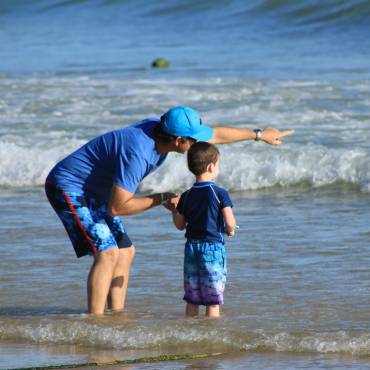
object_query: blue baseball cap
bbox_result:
[160,106,213,141]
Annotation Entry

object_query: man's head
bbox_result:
[187,141,220,177]
[158,105,213,141]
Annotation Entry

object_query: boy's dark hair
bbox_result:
[187,141,219,176]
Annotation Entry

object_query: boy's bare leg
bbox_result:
[206,305,220,318]
[107,246,136,311]
[87,247,119,315]
[185,303,199,317]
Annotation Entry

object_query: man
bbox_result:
[45,105,293,315]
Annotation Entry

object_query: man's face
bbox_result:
[175,137,197,154]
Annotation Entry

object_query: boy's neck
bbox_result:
[195,173,215,183]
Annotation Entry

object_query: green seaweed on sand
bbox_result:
[11,352,224,370]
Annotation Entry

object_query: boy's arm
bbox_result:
[209,127,294,145]
[172,210,186,230]
[222,206,237,236]
[165,195,187,230]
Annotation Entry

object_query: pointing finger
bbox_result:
[279,130,295,138]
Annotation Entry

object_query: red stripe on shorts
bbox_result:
[62,191,98,255]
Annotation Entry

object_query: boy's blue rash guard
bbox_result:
[47,119,167,201]
[176,181,233,243]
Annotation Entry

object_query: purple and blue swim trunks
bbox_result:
[183,240,227,306]
[45,180,132,258]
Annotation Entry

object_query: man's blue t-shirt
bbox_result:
[47,119,167,201]
[176,181,233,243]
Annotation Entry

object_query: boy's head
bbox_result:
[187,141,220,177]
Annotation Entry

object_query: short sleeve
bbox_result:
[176,191,188,215]
[218,188,233,209]
[113,152,147,193]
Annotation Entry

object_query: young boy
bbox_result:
[171,141,237,318]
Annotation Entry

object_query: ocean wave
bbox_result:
[1,318,369,356]
[1,0,369,30]
[0,76,368,192]
[0,139,85,188]
[0,141,369,192]
[140,143,370,193]
[252,0,370,27]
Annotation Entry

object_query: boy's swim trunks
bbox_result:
[45,180,132,258]
[183,240,227,306]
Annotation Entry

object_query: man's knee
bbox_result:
[114,246,135,272]
[95,247,120,265]
[120,245,136,259]
[128,245,136,258]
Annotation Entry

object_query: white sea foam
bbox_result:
[140,143,370,193]
[1,319,369,356]
[0,140,369,192]
[0,139,85,188]
[1,76,369,192]
[243,330,370,355]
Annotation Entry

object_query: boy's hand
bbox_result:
[226,225,239,237]
[162,194,180,212]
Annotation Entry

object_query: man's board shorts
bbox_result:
[183,240,227,306]
[45,179,132,258]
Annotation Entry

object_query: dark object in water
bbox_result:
[151,58,170,68]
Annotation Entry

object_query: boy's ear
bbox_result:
[207,162,214,173]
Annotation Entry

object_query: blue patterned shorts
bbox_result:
[183,240,227,306]
[45,180,132,258]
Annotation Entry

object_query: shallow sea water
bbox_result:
[0,186,369,369]
[1,1,370,368]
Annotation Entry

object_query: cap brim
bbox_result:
[190,125,213,141]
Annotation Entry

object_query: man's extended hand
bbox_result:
[261,128,295,145]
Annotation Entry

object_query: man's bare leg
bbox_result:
[107,246,136,311]
[185,303,199,317]
[87,247,119,315]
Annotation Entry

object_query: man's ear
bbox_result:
[173,137,182,147]
[175,137,189,146]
